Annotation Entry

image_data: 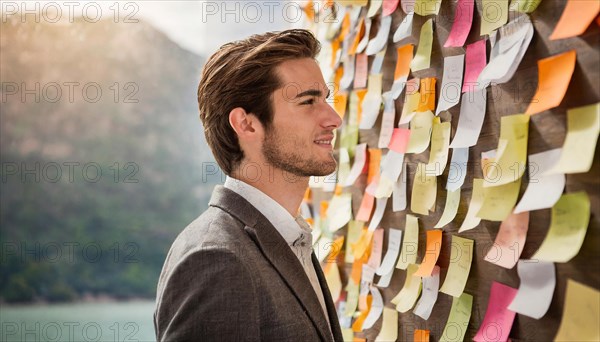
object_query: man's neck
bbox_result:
[231,165,309,217]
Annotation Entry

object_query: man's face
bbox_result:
[262,58,342,178]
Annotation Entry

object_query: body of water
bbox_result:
[1,300,156,342]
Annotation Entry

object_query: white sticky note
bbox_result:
[507,260,555,319]
[376,267,394,288]
[378,92,396,148]
[381,150,405,182]
[345,143,367,187]
[362,286,384,329]
[367,0,383,17]
[358,74,383,129]
[413,265,440,320]
[514,149,565,213]
[449,90,487,148]
[393,163,408,211]
[340,55,356,90]
[367,197,388,232]
[376,229,403,276]
[436,54,465,115]
[458,178,484,232]
[393,12,414,43]
[356,18,372,54]
[366,15,392,56]
[446,147,469,191]
[327,193,353,232]
[435,188,461,228]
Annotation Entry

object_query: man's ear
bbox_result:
[229,107,262,140]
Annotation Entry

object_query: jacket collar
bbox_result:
[209,185,338,342]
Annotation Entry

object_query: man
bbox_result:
[154,29,344,341]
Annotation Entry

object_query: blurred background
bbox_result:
[0,1,302,340]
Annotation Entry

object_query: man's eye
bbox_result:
[300,98,315,105]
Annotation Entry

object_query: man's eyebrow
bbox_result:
[295,89,331,98]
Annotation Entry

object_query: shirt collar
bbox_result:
[224,176,312,248]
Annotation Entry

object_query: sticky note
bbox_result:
[411,163,437,215]
[397,214,419,269]
[391,263,422,312]
[367,0,383,17]
[352,228,374,261]
[393,163,408,211]
[427,117,451,175]
[440,236,473,297]
[449,90,487,148]
[393,12,414,43]
[327,193,352,232]
[340,55,356,90]
[413,265,440,320]
[550,0,600,40]
[333,92,348,119]
[414,329,430,342]
[484,211,530,269]
[399,92,421,125]
[375,308,398,341]
[483,114,530,187]
[514,149,565,213]
[345,220,364,263]
[411,19,433,72]
[509,0,542,13]
[378,93,396,148]
[374,174,394,200]
[391,44,414,99]
[367,228,384,269]
[415,230,442,277]
[437,55,465,114]
[367,148,382,184]
[352,294,372,332]
[435,189,461,228]
[349,18,365,55]
[383,0,400,16]
[366,15,392,56]
[359,74,383,129]
[526,50,576,115]
[554,279,600,341]
[446,148,469,191]
[418,77,436,112]
[532,192,591,262]
[458,178,484,232]
[372,46,388,74]
[508,260,555,319]
[345,143,367,187]
[324,263,342,302]
[345,279,360,316]
[362,286,384,329]
[444,0,474,47]
[462,40,487,93]
[415,0,442,16]
[477,178,521,221]
[406,110,435,153]
[389,128,411,153]
[353,53,368,89]
[480,0,508,36]
[376,228,403,276]
[546,102,600,174]
[439,292,473,342]
[401,0,416,13]
[473,281,518,342]
[381,150,405,182]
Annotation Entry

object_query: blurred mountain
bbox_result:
[0,16,220,302]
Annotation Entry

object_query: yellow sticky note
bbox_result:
[345,279,360,316]
[342,328,354,342]
[477,178,521,221]
[406,110,435,154]
[399,92,421,124]
[396,214,419,269]
[548,103,600,174]
[411,19,433,72]
[415,0,442,16]
[324,262,342,302]
[526,50,576,115]
[481,0,508,36]
[554,279,600,341]
[346,0,368,6]
[459,179,485,232]
[435,188,461,228]
[509,0,543,13]
[439,235,473,297]
[345,221,364,263]
[411,162,437,215]
[484,114,530,187]
[427,117,451,176]
[414,230,442,277]
[375,308,398,341]
[391,263,422,313]
[532,192,591,263]
[440,292,473,341]
[352,228,374,261]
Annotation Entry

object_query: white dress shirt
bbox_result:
[224,176,332,328]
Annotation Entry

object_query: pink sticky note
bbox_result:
[383,0,400,16]
[462,39,487,93]
[474,282,518,342]
[354,53,369,89]
[367,228,384,269]
[484,211,529,269]
[388,128,411,153]
[444,0,474,47]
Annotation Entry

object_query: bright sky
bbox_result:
[2,1,305,56]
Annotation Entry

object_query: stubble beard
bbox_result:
[262,127,337,178]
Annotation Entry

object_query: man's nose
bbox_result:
[323,102,343,129]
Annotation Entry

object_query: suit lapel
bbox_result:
[312,254,344,342]
[209,186,333,342]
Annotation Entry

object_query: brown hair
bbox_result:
[197,29,321,175]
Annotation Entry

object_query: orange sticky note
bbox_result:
[331,40,340,68]
[356,192,375,222]
[356,89,368,123]
[352,228,374,260]
[320,200,329,219]
[414,329,430,342]
[352,295,373,332]
[333,92,348,119]
[326,236,345,263]
[349,18,365,55]
[367,148,382,183]
[303,187,311,202]
[414,230,443,277]
[395,45,414,81]
[351,258,364,283]
[550,0,600,40]
[526,50,576,115]
[334,66,344,95]
[339,12,351,41]
[417,77,436,112]
[388,128,411,153]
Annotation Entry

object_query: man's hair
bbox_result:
[197,29,321,175]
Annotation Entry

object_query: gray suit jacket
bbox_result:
[154,186,344,341]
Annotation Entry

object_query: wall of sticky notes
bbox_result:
[302,0,599,340]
